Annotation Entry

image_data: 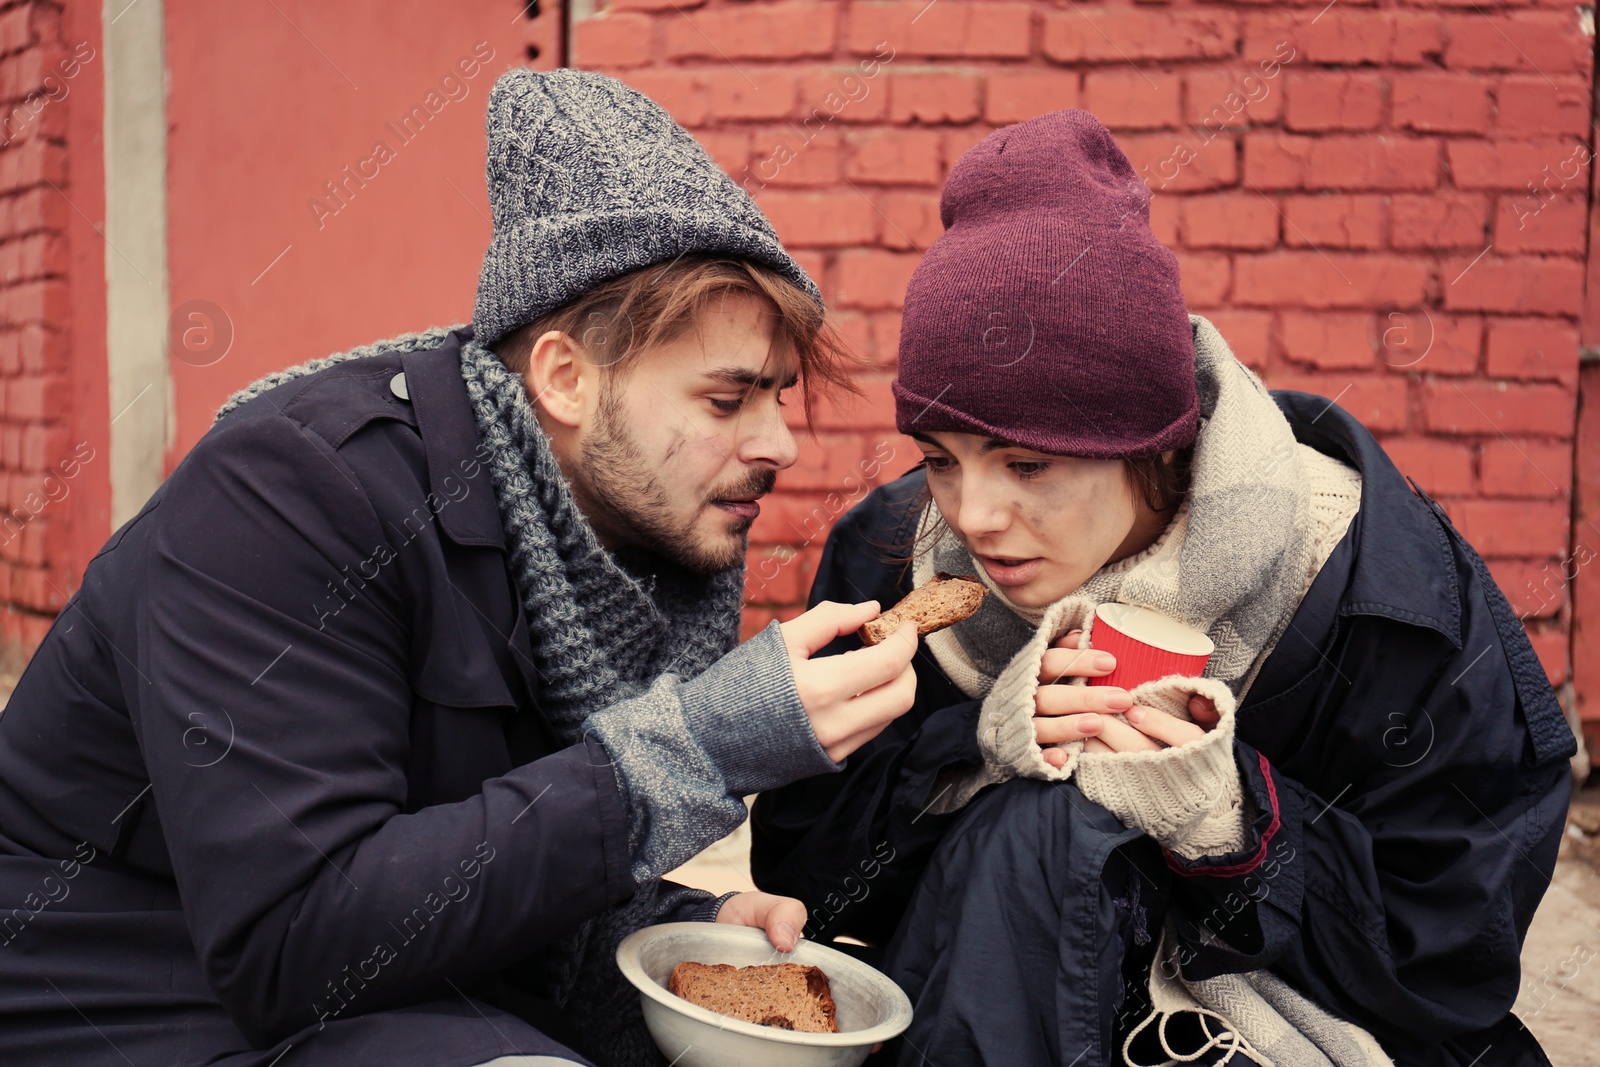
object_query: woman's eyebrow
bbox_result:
[909,431,1023,455]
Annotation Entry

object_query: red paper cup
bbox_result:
[1087,603,1214,691]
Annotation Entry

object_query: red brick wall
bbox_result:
[571,0,1597,689]
[0,0,103,665]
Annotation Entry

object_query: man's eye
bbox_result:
[922,456,952,473]
[1011,461,1049,479]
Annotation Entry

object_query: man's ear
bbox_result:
[523,330,590,429]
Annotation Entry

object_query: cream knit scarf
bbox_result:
[918,316,1313,824]
[911,315,1389,1067]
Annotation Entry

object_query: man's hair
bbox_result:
[491,255,862,434]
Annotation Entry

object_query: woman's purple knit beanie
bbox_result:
[893,110,1198,459]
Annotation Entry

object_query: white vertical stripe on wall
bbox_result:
[102,0,169,527]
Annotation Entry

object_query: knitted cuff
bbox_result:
[587,619,839,885]
[1073,675,1249,860]
[680,890,741,924]
[679,619,841,796]
[925,596,1105,818]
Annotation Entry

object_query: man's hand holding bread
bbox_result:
[778,600,920,762]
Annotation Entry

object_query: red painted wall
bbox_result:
[59,0,107,617]
[569,0,1596,685]
[163,0,555,464]
[0,1,105,654]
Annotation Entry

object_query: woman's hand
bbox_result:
[1078,696,1218,755]
[1032,629,1125,767]
[1033,630,1219,766]
[713,891,806,952]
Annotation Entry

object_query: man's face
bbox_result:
[566,292,800,574]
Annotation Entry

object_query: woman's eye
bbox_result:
[1011,461,1049,479]
[710,397,742,413]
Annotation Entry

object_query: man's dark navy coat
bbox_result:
[752,393,1575,1067]
[0,332,681,1065]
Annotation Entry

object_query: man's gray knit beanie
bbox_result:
[472,68,823,346]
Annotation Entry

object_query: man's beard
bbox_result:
[573,397,773,575]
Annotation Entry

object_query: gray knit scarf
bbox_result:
[217,325,739,1067]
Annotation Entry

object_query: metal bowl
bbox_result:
[615,922,913,1067]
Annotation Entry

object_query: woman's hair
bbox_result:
[864,446,1195,586]
[1124,448,1193,515]
[491,254,863,434]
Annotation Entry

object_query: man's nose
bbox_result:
[738,399,799,470]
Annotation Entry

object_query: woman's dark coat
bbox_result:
[0,332,689,1066]
[752,391,1574,1067]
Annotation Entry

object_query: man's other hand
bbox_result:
[715,891,806,952]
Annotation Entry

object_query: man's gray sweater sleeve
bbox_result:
[583,619,841,884]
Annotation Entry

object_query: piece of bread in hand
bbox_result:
[668,960,840,1032]
[857,571,986,645]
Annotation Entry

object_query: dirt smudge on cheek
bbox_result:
[1021,478,1074,533]
[661,430,686,466]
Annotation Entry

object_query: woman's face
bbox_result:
[910,430,1163,608]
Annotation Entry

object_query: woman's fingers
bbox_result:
[1035,684,1131,717]
[1034,712,1102,746]
[1188,694,1221,727]
[1037,644,1116,684]
[1038,630,1118,684]
[1126,704,1208,748]
[1035,685,1219,761]
[1090,713,1167,753]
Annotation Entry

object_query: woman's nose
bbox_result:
[956,471,1011,536]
